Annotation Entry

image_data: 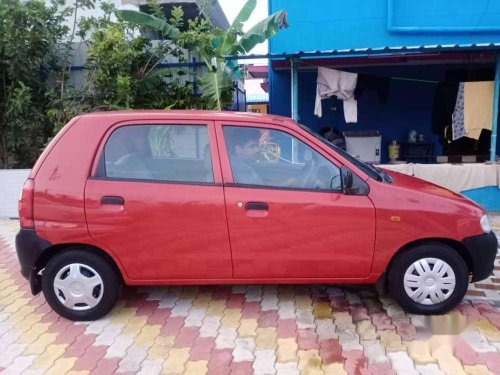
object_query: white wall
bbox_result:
[0,170,31,218]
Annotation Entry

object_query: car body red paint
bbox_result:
[16,111,494,290]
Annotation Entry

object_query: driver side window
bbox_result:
[223,126,341,191]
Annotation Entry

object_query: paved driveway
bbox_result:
[0,217,499,375]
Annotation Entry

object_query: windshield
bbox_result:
[298,124,383,181]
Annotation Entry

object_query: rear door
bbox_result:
[85,120,233,281]
[216,121,376,280]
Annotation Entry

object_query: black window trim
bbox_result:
[89,176,223,187]
[224,182,343,194]
[94,122,216,185]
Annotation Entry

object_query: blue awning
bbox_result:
[247,93,269,103]
[224,42,500,60]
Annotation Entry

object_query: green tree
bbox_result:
[120,0,288,110]
[0,0,74,168]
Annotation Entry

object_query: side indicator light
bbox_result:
[390,216,401,222]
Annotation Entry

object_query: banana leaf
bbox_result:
[217,0,255,57]
[230,0,256,32]
[231,10,287,54]
[120,10,180,40]
[200,68,233,111]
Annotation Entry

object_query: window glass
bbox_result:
[104,125,213,183]
[223,126,341,191]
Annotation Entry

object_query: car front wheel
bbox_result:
[42,249,121,321]
[388,243,469,315]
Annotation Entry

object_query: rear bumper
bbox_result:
[462,232,498,282]
[15,228,51,294]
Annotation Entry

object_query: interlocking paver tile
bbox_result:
[0,218,500,375]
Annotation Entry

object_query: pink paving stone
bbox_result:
[319,339,343,363]
[212,288,231,301]
[482,312,500,330]
[258,310,278,328]
[229,361,253,375]
[63,334,98,357]
[147,308,171,326]
[277,319,298,338]
[350,306,370,323]
[241,301,261,319]
[190,337,216,361]
[330,296,349,311]
[175,326,199,347]
[342,350,369,375]
[40,311,61,324]
[94,358,120,374]
[454,339,484,366]
[297,329,320,350]
[226,294,245,309]
[208,349,233,375]
[368,363,396,375]
[136,300,160,317]
[371,313,395,331]
[456,303,483,323]
[473,301,498,315]
[393,321,416,341]
[49,318,74,334]
[160,316,185,336]
[34,302,53,316]
[478,352,500,374]
[73,345,108,372]
[55,323,87,345]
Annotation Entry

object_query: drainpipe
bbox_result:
[491,52,500,162]
[291,58,299,121]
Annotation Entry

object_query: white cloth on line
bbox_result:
[314,67,358,123]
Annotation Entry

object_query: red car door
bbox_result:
[85,120,233,282]
[216,121,376,280]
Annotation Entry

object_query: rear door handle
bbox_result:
[245,202,268,211]
[101,196,124,205]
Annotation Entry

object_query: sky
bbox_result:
[218,0,269,65]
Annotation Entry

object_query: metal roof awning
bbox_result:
[224,42,500,61]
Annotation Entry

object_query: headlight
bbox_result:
[480,215,491,233]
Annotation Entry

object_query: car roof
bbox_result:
[77,110,298,127]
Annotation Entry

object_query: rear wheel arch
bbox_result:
[35,243,124,283]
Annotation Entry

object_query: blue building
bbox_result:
[258,0,500,209]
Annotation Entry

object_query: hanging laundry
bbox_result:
[463,81,494,140]
[452,82,465,141]
[314,67,358,123]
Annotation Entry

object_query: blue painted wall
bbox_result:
[268,0,500,162]
[269,0,500,53]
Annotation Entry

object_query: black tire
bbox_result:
[387,242,469,315]
[42,249,121,321]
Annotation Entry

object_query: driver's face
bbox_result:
[236,140,260,160]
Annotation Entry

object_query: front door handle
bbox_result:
[245,202,268,211]
[101,196,124,205]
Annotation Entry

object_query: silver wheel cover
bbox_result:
[403,257,456,305]
[53,263,104,311]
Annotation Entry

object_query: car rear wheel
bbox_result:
[42,249,121,321]
[388,243,469,315]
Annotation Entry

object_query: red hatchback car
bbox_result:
[16,111,497,320]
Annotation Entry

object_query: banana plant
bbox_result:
[120,0,287,110]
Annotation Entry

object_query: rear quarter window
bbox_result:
[100,124,213,184]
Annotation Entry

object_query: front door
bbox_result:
[217,122,376,280]
[85,120,232,281]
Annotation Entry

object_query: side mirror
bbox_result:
[341,167,354,194]
[341,166,370,196]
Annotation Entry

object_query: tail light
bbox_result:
[19,178,35,228]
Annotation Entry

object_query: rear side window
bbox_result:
[102,124,213,183]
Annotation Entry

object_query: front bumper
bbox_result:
[462,232,498,282]
[15,228,51,294]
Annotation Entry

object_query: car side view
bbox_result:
[16,111,498,320]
